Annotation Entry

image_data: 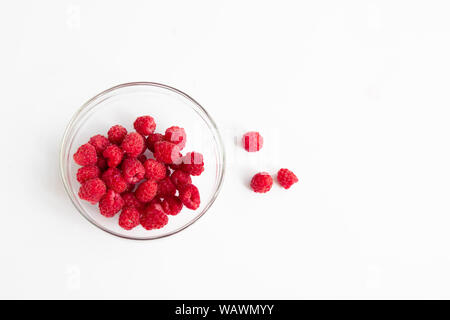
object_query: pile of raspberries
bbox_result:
[73,115,203,231]
[242,131,299,193]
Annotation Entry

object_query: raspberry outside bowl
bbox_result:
[60,82,225,240]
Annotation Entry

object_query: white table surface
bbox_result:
[2,0,450,299]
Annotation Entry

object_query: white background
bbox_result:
[1,0,450,299]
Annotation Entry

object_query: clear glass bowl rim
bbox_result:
[59,81,226,240]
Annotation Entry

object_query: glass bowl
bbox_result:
[60,82,225,240]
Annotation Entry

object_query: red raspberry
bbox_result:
[121,192,144,210]
[169,163,181,171]
[121,132,145,158]
[242,131,263,152]
[78,178,106,204]
[135,180,158,203]
[277,168,299,189]
[140,205,168,230]
[96,156,108,172]
[250,172,273,193]
[121,158,145,184]
[154,141,181,164]
[101,168,128,193]
[108,125,127,145]
[162,196,183,216]
[133,115,156,136]
[181,152,204,176]
[168,152,183,170]
[170,170,192,189]
[73,143,97,166]
[165,126,186,149]
[76,165,100,184]
[89,134,110,155]
[157,177,176,197]
[143,159,166,181]
[179,184,201,210]
[119,207,140,230]
[102,144,123,168]
[146,133,164,152]
[169,163,182,171]
[148,197,164,212]
[99,190,124,217]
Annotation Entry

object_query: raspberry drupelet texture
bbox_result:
[170,170,192,189]
[121,132,145,158]
[250,172,273,193]
[135,180,158,203]
[157,177,177,197]
[89,134,110,155]
[143,159,166,181]
[133,115,156,136]
[76,165,101,184]
[165,126,186,150]
[101,168,128,193]
[181,152,204,176]
[121,158,145,184]
[118,207,141,230]
[140,205,168,230]
[162,196,183,216]
[277,168,299,189]
[108,125,127,145]
[73,143,97,166]
[242,131,263,152]
[154,141,181,164]
[103,144,123,168]
[99,190,124,217]
[121,192,144,210]
[179,184,201,210]
[78,178,106,204]
[146,133,164,153]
